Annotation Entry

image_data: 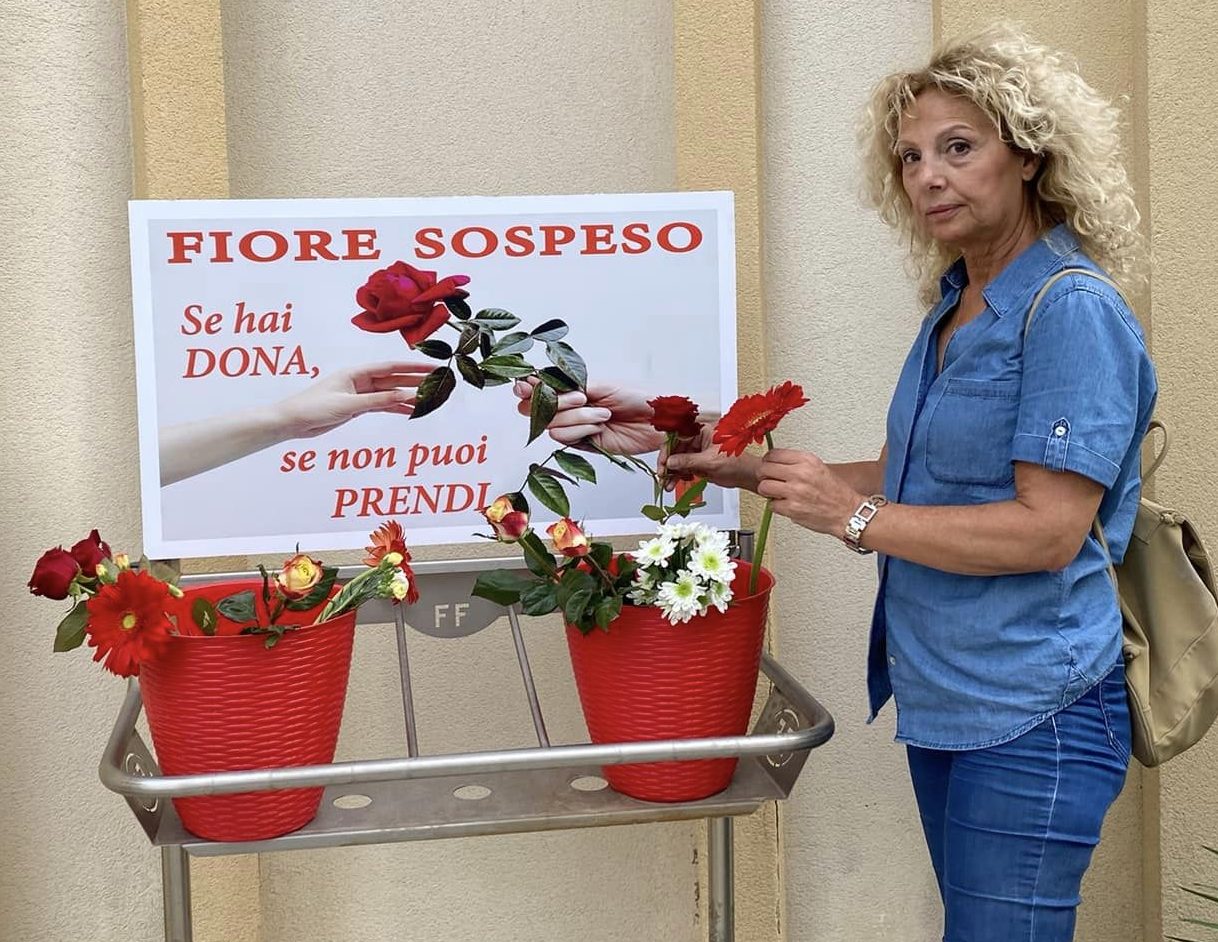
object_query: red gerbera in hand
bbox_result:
[647,395,701,438]
[712,381,808,457]
[85,569,174,677]
[364,519,412,567]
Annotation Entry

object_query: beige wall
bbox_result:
[760,2,943,939]
[5,2,1218,941]
[1144,5,1218,939]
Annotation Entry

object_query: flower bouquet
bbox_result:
[474,387,806,801]
[349,259,809,801]
[29,522,418,841]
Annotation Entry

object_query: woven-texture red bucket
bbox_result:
[565,562,773,802]
[140,579,356,841]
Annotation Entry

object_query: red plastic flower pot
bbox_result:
[565,561,773,802]
[139,579,356,842]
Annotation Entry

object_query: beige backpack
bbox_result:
[1028,269,1218,767]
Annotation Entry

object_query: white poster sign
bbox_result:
[129,192,739,558]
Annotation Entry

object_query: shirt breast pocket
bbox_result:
[924,378,1019,488]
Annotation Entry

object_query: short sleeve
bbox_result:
[1012,283,1149,488]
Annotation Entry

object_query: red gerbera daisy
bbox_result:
[712,381,808,456]
[364,520,412,567]
[85,569,174,677]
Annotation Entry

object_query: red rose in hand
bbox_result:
[28,547,80,600]
[69,529,111,577]
[351,261,471,346]
[648,395,701,438]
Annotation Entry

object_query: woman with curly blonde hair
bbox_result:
[522,24,1155,937]
[663,22,1158,942]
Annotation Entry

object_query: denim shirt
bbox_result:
[867,225,1158,749]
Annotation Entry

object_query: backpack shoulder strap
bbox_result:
[1023,266,1125,339]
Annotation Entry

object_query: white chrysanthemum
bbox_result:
[658,572,704,624]
[705,577,733,613]
[693,526,731,554]
[637,536,675,566]
[659,520,699,543]
[688,544,735,585]
[629,569,659,604]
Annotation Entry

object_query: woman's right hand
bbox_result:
[661,426,762,493]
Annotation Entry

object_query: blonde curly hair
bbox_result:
[860,23,1145,306]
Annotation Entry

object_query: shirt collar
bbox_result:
[937,224,1081,318]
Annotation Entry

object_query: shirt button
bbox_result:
[1054,426,1067,437]
[888,655,897,666]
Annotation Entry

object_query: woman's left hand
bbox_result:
[756,448,864,537]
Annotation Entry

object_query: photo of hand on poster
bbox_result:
[129,193,739,558]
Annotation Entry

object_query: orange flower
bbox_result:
[712,381,808,456]
[547,518,590,557]
[85,569,174,676]
[364,520,411,567]
[485,494,530,542]
[276,553,324,599]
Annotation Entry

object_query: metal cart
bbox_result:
[99,537,834,942]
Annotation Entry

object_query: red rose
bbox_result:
[648,395,701,438]
[28,547,81,600]
[351,261,471,346]
[69,529,111,577]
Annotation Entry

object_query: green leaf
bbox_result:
[641,504,666,522]
[479,331,493,359]
[530,318,569,342]
[530,463,575,485]
[545,341,587,390]
[555,451,597,484]
[673,478,709,513]
[527,464,569,517]
[414,339,453,359]
[520,530,556,578]
[445,296,472,319]
[479,354,535,379]
[282,566,338,611]
[480,373,512,387]
[472,308,521,331]
[528,382,559,445]
[491,331,535,356]
[217,590,258,624]
[613,554,640,587]
[410,366,456,419]
[471,570,537,606]
[590,541,613,570]
[1181,885,1218,906]
[519,581,560,616]
[456,354,486,389]
[537,366,579,393]
[53,600,89,652]
[456,325,480,355]
[594,595,623,631]
[191,598,218,636]
[556,569,597,624]
[149,560,181,585]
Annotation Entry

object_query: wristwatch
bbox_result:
[843,495,888,554]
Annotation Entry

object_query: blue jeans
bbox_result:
[906,666,1131,941]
